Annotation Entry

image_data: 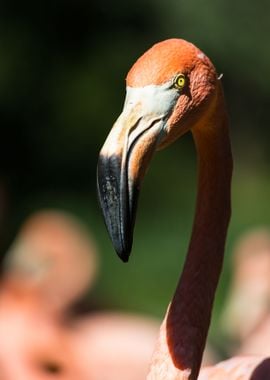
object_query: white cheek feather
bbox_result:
[124,83,179,118]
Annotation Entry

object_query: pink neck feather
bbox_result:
[148,89,233,380]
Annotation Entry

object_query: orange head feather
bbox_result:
[126,39,215,87]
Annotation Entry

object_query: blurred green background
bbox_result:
[1,0,270,348]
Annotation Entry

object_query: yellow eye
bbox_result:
[174,74,186,89]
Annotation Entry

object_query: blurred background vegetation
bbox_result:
[1,0,270,349]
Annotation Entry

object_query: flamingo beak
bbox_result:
[97,98,167,262]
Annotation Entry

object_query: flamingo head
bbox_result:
[97,38,219,261]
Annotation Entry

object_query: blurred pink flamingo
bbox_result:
[0,210,160,379]
[221,228,270,347]
[220,228,270,358]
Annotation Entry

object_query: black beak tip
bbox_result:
[97,188,134,263]
[112,235,132,263]
[117,250,130,263]
[97,154,138,264]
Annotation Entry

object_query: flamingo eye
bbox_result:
[174,74,186,90]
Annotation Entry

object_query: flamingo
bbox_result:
[221,228,270,347]
[0,210,160,379]
[97,39,270,379]
[228,229,270,357]
[238,315,270,357]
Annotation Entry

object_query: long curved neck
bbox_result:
[148,87,233,380]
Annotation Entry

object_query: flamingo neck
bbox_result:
[148,89,233,380]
